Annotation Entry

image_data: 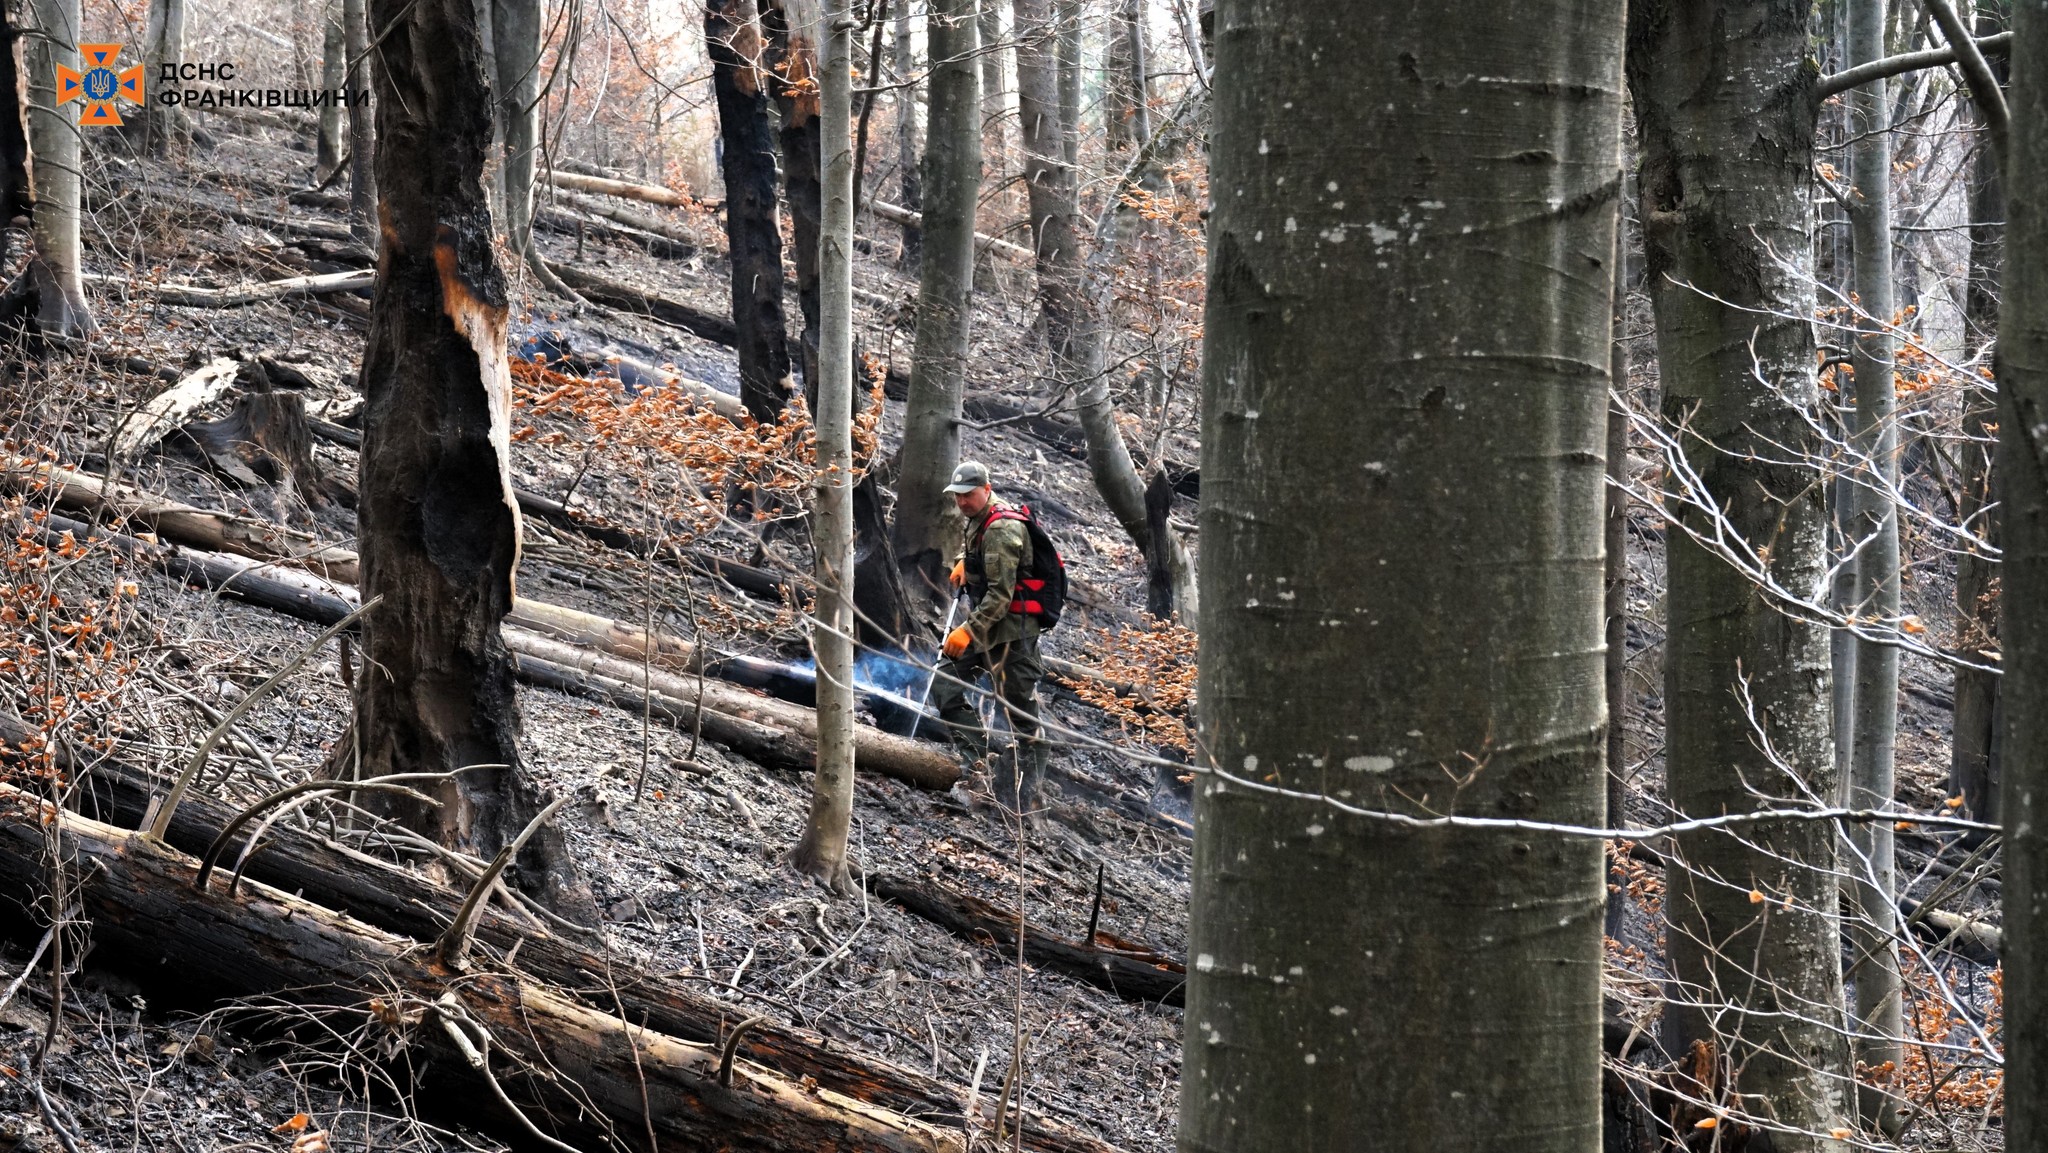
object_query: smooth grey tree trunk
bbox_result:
[1103,0,1148,150]
[1054,0,1078,171]
[1015,0,1193,617]
[792,0,856,895]
[1181,1,1621,1148]
[1998,4,2048,1150]
[892,1,921,269]
[891,0,978,603]
[1604,206,1632,901]
[318,0,345,174]
[25,0,89,339]
[1842,0,1903,1131]
[140,0,187,157]
[1630,4,1852,1148]
[1953,0,2008,831]
[344,0,378,246]
[978,0,1005,183]
[491,0,576,296]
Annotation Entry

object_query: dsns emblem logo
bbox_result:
[57,44,145,126]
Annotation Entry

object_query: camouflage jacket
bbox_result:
[957,500,1039,649]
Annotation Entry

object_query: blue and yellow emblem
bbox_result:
[57,44,145,127]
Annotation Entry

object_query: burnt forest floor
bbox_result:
[2,114,1191,1152]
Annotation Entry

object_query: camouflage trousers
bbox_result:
[930,635,1047,814]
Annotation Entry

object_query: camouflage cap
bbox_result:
[944,460,992,494]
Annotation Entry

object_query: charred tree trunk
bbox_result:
[355,0,585,915]
[24,0,89,339]
[318,0,345,174]
[794,0,856,894]
[891,0,979,607]
[769,2,825,405]
[1842,0,1903,1130]
[1183,0,1622,1148]
[1953,0,2007,833]
[344,0,377,246]
[1631,3,1852,1147]
[892,0,921,269]
[1999,4,2048,1150]
[708,0,798,423]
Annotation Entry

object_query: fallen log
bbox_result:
[0,788,972,1153]
[134,268,376,308]
[544,168,695,207]
[870,873,1186,1007]
[110,356,241,459]
[2,457,360,582]
[560,190,701,247]
[1901,898,2002,965]
[546,262,740,346]
[870,200,1035,265]
[26,510,959,791]
[537,204,698,261]
[17,721,1120,1153]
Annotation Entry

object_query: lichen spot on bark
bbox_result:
[431,225,524,574]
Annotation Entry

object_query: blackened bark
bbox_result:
[1999,5,2048,1150]
[708,0,797,423]
[1183,0,1622,1147]
[1953,0,2007,832]
[1630,3,1851,1146]
[356,0,585,914]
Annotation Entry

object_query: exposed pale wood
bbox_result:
[543,167,695,206]
[110,355,240,459]
[141,268,374,307]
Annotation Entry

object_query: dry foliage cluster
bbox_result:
[0,471,141,789]
[1057,621,1198,754]
[1868,960,2004,1116]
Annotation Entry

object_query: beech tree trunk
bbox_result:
[1952,0,2008,832]
[140,0,187,157]
[891,0,979,604]
[355,0,585,914]
[1054,0,1079,171]
[1630,4,1852,1148]
[24,0,90,339]
[768,3,825,404]
[1102,0,1148,151]
[793,0,856,894]
[893,1,922,269]
[344,0,377,245]
[1604,208,1632,856]
[708,0,798,423]
[318,0,345,174]
[492,0,547,279]
[1842,0,1903,1130]
[1999,4,2048,1150]
[1181,1,1621,1148]
[979,0,1005,190]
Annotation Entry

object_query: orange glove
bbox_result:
[948,559,967,588]
[943,625,973,659]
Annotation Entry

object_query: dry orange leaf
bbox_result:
[1946,796,1965,809]
[1830,1128,1853,1139]
[1695,1116,1719,1130]
[272,1113,311,1134]
[1748,889,1765,904]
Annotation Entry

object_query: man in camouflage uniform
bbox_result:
[932,460,1048,821]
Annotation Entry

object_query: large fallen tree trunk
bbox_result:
[137,268,376,307]
[0,788,973,1153]
[543,167,695,206]
[870,872,1186,1007]
[2,457,360,581]
[27,510,959,790]
[17,729,1114,1153]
